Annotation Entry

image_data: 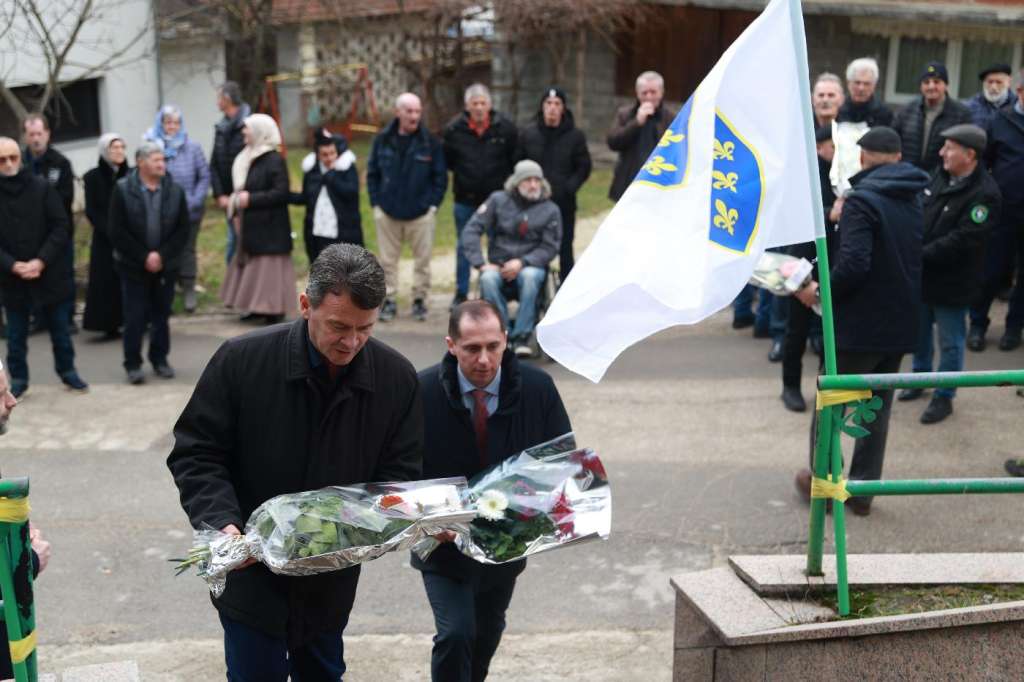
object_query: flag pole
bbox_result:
[786,0,849,612]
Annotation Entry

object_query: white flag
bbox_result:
[537,0,820,382]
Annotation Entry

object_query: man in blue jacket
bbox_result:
[414,299,571,681]
[367,93,448,322]
[793,127,929,516]
[291,128,363,265]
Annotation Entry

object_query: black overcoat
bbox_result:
[82,159,128,332]
[921,165,1002,307]
[517,108,592,211]
[411,350,571,582]
[167,319,423,645]
[239,152,293,257]
[0,169,72,307]
[606,101,677,201]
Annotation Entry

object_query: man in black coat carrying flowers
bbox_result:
[168,244,422,681]
[413,299,571,682]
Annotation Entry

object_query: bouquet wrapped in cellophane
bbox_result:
[176,478,475,596]
[749,251,821,315]
[415,433,612,564]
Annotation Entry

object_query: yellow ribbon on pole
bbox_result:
[9,630,35,663]
[815,389,872,411]
[810,475,851,502]
[0,497,29,523]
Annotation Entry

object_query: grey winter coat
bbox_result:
[461,180,562,270]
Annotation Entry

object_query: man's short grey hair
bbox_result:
[636,71,664,91]
[464,83,491,104]
[846,58,880,84]
[218,81,243,106]
[814,72,843,90]
[136,140,164,161]
[306,244,387,310]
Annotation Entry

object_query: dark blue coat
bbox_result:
[831,162,929,354]
[411,349,571,581]
[984,105,1024,212]
[366,119,447,220]
[964,92,1013,129]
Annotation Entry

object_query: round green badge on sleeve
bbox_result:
[971,205,989,224]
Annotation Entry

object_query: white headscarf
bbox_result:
[97,132,124,165]
[231,113,281,193]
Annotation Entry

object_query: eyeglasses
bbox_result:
[0,155,19,164]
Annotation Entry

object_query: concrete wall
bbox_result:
[2,0,160,181]
[158,37,226,157]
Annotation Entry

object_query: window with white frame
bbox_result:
[883,34,1023,105]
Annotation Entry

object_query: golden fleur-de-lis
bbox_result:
[713,199,739,235]
[657,128,685,148]
[712,170,739,193]
[713,139,735,161]
[642,155,678,176]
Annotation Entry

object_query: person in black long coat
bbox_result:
[413,299,571,681]
[167,244,422,679]
[516,86,592,277]
[82,133,129,337]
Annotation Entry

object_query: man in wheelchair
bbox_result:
[461,160,562,358]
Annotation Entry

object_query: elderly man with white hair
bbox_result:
[367,92,448,322]
[837,57,895,128]
[443,83,518,310]
[606,70,678,201]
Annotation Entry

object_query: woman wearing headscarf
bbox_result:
[82,133,129,337]
[219,113,296,323]
[144,105,211,312]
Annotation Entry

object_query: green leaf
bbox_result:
[840,422,870,438]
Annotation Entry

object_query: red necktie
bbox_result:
[471,389,489,466]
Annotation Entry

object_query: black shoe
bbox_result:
[11,382,27,399]
[101,329,122,341]
[920,395,953,424]
[967,327,986,352]
[781,386,806,412]
[449,293,468,312]
[61,372,89,393]
[1004,458,1024,477]
[126,368,146,385]
[380,299,397,322]
[263,314,284,325]
[897,388,924,401]
[752,325,771,339]
[153,363,176,379]
[411,298,427,322]
[999,329,1022,351]
[240,313,262,323]
[732,315,755,330]
[768,340,784,362]
[809,336,824,356]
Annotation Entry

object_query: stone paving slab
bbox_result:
[730,553,1024,595]
[59,661,139,681]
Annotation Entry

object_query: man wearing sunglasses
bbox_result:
[0,137,88,398]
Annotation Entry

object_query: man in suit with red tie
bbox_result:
[413,299,571,681]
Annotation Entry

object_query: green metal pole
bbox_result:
[829,415,850,615]
[846,478,1024,496]
[819,369,1024,391]
[786,0,839,579]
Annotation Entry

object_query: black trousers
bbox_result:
[120,272,176,370]
[782,297,822,388]
[808,352,903,496]
[554,197,576,278]
[421,568,518,682]
[970,216,1024,333]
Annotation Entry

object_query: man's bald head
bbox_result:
[0,138,21,177]
[394,92,423,135]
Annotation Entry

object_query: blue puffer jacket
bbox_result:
[366,118,447,220]
[163,138,211,223]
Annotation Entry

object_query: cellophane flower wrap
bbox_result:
[415,433,612,564]
[177,478,475,596]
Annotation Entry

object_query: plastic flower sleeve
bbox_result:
[415,433,612,565]
[176,477,475,596]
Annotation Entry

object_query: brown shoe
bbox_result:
[846,497,872,516]
[794,468,812,502]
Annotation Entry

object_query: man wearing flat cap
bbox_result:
[965,63,1014,129]
[897,124,1001,424]
[793,127,930,516]
[893,61,972,173]
[969,67,1024,353]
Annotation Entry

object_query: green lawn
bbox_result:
[74,135,614,312]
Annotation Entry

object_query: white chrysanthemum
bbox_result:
[477,490,509,521]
